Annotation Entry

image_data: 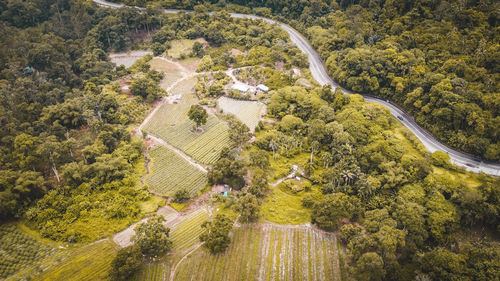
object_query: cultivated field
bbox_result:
[218,96,265,131]
[146,113,230,165]
[167,39,206,59]
[174,224,341,281]
[170,208,210,252]
[0,224,55,279]
[146,146,207,196]
[31,240,116,281]
[110,51,152,68]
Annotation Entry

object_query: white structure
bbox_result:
[231,83,251,93]
[257,84,269,92]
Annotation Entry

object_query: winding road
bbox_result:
[94,0,500,176]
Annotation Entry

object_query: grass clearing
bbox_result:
[167,39,205,59]
[146,145,207,196]
[218,96,265,131]
[261,184,318,225]
[173,224,341,281]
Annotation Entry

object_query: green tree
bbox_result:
[352,252,386,281]
[110,246,143,281]
[200,214,232,254]
[132,214,172,257]
[130,77,162,101]
[235,193,259,223]
[173,188,190,203]
[188,104,208,131]
[311,192,362,231]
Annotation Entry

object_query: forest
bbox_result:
[0,0,499,281]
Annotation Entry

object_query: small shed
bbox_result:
[231,83,251,93]
[257,84,269,92]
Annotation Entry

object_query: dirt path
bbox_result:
[168,242,204,281]
[113,205,181,248]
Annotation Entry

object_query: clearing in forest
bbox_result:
[146,146,207,197]
[173,224,341,281]
[149,58,184,90]
[110,50,152,68]
[167,39,206,59]
[217,96,265,131]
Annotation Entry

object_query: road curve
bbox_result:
[94,0,500,176]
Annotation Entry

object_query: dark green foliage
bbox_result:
[110,245,143,281]
[173,188,191,203]
[133,214,173,257]
[200,214,232,254]
[311,192,362,231]
[188,104,208,130]
[234,193,259,223]
[207,156,247,190]
[130,77,163,101]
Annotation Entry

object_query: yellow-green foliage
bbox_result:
[170,208,210,251]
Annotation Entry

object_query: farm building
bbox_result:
[257,84,269,92]
[231,83,251,93]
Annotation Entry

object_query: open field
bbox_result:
[167,39,205,59]
[174,224,341,281]
[218,96,265,131]
[146,146,207,196]
[0,224,56,279]
[110,51,152,68]
[149,58,183,90]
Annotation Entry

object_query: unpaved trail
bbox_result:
[113,205,180,247]
[148,134,207,173]
[168,242,204,281]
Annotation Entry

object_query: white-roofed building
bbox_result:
[231,83,251,93]
[257,84,269,92]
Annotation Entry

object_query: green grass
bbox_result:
[32,240,116,281]
[217,96,265,131]
[173,224,341,281]
[146,146,207,196]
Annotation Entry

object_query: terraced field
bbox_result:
[218,96,265,131]
[174,224,341,281]
[147,146,207,196]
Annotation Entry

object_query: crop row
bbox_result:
[147,114,230,165]
[147,146,207,196]
[173,225,341,281]
[0,224,55,279]
[32,240,115,281]
[170,208,210,252]
[138,263,168,281]
[217,96,264,131]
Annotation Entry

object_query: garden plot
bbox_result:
[110,50,152,68]
[146,146,207,196]
[217,96,265,131]
[174,224,341,281]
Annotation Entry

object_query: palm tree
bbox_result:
[269,140,278,159]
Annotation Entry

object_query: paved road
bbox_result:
[94,0,500,176]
